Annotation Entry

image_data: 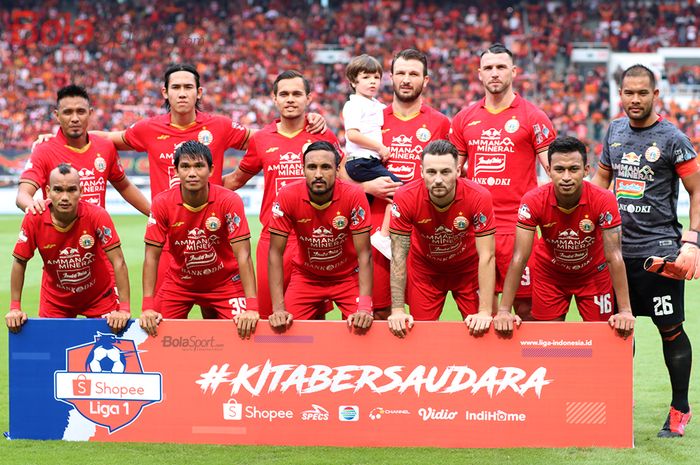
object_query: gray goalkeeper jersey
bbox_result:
[600,117,697,258]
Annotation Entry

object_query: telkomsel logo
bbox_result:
[339,405,359,422]
[54,333,162,432]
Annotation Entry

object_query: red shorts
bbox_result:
[256,230,298,319]
[406,265,478,320]
[39,286,118,319]
[156,275,246,319]
[495,233,535,298]
[532,267,614,321]
[285,268,359,320]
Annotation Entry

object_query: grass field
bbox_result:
[1,213,698,464]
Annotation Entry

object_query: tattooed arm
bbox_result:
[388,232,413,338]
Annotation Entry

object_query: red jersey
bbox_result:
[144,184,251,289]
[237,121,342,229]
[269,179,371,279]
[517,181,621,275]
[381,103,451,184]
[124,112,251,198]
[21,129,125,207]
[390,178,496,273]
[449,94,556,233]
[13,201,121,307]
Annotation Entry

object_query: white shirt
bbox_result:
[342,94,385,160]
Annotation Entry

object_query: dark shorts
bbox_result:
[346,157,402,183]
[624,257,685,326]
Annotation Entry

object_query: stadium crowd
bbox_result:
[3,0,700,156]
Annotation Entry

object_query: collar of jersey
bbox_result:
[169,111,205,130]
[388,103,425,122]
[56,128,91,153]
[43,201,83,231]
[548,180,589,210]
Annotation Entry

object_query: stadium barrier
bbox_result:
[8,319,632,448]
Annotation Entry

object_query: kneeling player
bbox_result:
[6,164,130,333]
[268,141,373,331]
[139,141,258,339]
[387,140,497,338]
[495,136,635,336]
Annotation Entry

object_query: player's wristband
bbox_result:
[681,230,700,247]
[245,297,259,312]
[142,296,155,310]
[118,301,131,313]
[356,295,373,314]
[10,300,21,312]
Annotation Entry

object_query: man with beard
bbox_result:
[592,64,700,438]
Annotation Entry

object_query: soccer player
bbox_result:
[139,141,258,339]
[592,64,700,438]
[16,85,149,216]
[268,141,373,331]
[449,43,557,320]
[359,48,451,319]
[6,164,130,334]
[222,70,342,318]
[494,136,635,336]
[387,140,496,338]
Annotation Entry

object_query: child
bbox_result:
[343,54,401,259]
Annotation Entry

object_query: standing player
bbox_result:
[17,85,149,216]
[592,64,700,437]
[222,70,342,318]
[449,43,556,320]
[359,49,451,319]
[6,164,130,334]
[494,136,635,336]
[139,141,258,339]
[268,141,373,331]
[387,140,496,338]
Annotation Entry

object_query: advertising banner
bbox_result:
[8,319,633,448]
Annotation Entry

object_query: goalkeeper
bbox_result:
[592,64,700,438]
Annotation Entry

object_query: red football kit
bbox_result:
[21,129,126,207]
[144,184,251,319]
[390,178,496,319]
[13,201,121,318]
[372,103,451,309]
[449,94,556,295]
[268,179,371,319]
[237,121,342,317]
[516,181,622,321]
[124,112,250,197]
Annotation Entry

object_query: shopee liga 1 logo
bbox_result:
[54,333,162,432]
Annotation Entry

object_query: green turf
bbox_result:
[1,214,698,464]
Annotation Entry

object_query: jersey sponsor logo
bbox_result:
[171,221,184,228]
[673,148,695,163]
[618,203,652,214]
[473,153,506,177]
[474,177,511,186]
[546,230,595,269]
[297,218,311,223]
[425,225,467,258]
[416,127,431,143]
[279,152,302,163]
[312,226,333,238]
[504,118,520,133]
[266,147,279,153]
[198,129,213,146]
[598,211,614,227]
[467,120,481,126]
[614,179,645,200]
[417,218,431,224]
[386,161,418,181]
[532,124,551,145]
[44,243,56,249]
[611,163,654,181]
[225,213,241,234]
[95,226,112,245]
[272,202,284,219]
[94,155,107,173]
[175,228,224,276]
[50,247,96,290]
[471,213,487,232]
[391,134,413,146]
[24,159,33,170]
[156,134,170,140]
[610,142,622,148]
[542,222,556,228]
[18,228,28,243]
[350,206,366,226]
[518,204,532,221]
[391,203,401,218]
[621,151,641,166]
[147,214,157,226]
[644,145,661,163]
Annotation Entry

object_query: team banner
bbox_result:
[8,319,632,448]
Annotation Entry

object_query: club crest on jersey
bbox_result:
[332,214,348,230]
[504,118,520,133]
[205,215,221,232]
[198,129,214,146]
[579,219,594,233]
[94,155,107,173]
[453,215,468,231]
[79,234,95,249]
[416,127,431,143]
[645,145,661,163]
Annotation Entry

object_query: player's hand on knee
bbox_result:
[234,310,259,339]
[139,310,162,337]
[464,312,492,336]
[106,310,130,333]
[348,310,373,330]
[269,310,293,331]
[608,311,635,339]
[5,310,28,333]
[387,308,414,338]
[493,310,521,334]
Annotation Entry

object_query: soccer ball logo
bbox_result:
[369,407,384,420]
[85,334,126,373]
